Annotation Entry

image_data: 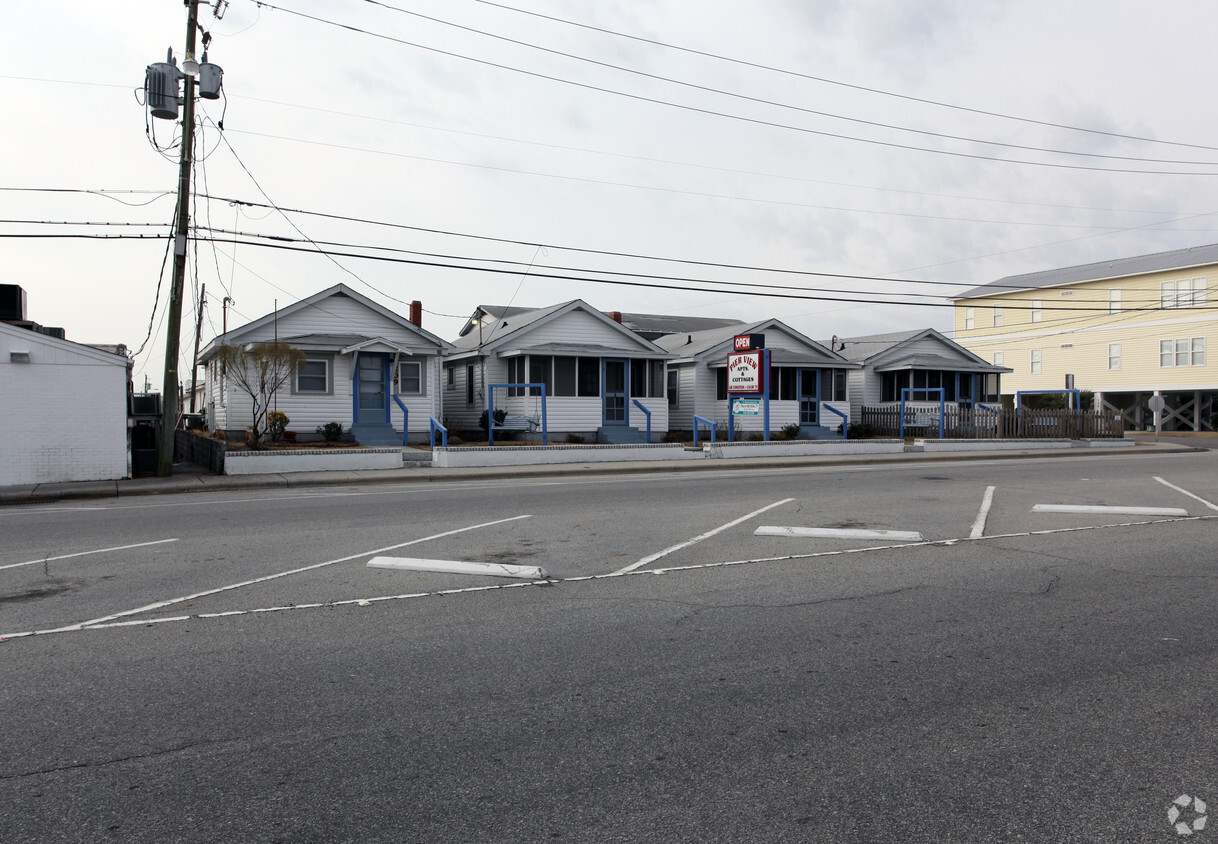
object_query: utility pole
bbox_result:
[156,0,201,477]
[189,282,206,413]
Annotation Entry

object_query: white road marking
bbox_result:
[1032,504,1189,516]
[1154,476,1218,512]
[970,486,996,539]
[754,526,924,541]
[0,538,180,572]
[367,557,548,580]
[29,515,531,635]
[5,514,1213,642]
[613,498,794,575]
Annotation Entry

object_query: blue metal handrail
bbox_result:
[692,415,716,446]
[392,395,409,446]
[822,404,848,440]
[429,416,448,448]
[631,399,652,443]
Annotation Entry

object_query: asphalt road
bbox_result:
[2,450,1216,843]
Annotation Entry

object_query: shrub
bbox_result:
[772,423,801,441]
[316,422,345,442]
[661,430,690,444]
[745,431,764,441]
[266,411,290,441]
[848,421,878,439]
[479,408,507,431]
[565,433,586,444]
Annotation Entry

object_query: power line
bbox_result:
[243,0,1218,177]
[194,232,1217,314]
[222,126,1213,229]
[362,0,1218,168]
[473,0,1218,155]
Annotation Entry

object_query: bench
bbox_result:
[493,414,540,433]
[908,412,941,429]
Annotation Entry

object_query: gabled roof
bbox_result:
[954,242,1218,300]
[457,305,539,338]
[616,312,745,341]
[199,284,453,360]
[832,328,1009,373]
[656,318,852,366]
[448,300,671,358]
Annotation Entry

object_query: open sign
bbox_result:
[733,333,765,351]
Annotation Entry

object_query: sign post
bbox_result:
[1147,394,1166,442]
[727,335,770,441]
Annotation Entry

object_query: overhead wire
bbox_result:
[472,0,1218,154]
[362,0,1218,168]
[243,0,1218,177]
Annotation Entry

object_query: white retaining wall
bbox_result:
[433,443,701,467]
[224,447,404,475]
[707,440,904,458]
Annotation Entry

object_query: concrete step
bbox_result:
[350,423,402,447]
[597,425,644,444]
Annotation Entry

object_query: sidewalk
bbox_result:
[0,441,1199,505]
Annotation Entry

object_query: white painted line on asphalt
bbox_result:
[613,498,794,575]
[1032,504,1189,516]
[970,486,996,539]
[754,526,925,542]
[1154,476,1218,512]
[6,513,1214,642]
[367,557,548,580]
[0,538,180,572]
[31,515,532,635]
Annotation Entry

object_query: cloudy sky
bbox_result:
[6,0,1218,387]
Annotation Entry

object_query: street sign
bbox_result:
[726,351,764,393]
[1147,395,1166,413]
[733,398,761,416]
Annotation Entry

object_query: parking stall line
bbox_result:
[970,486,996,539]
[613,498,794,575]
[1154,476,1218,512]
[28,515,532,636]
[6,513,1216,643]
[0,539,180,572]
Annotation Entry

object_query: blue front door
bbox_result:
[356,353,387,423]
[603,360,627,424]
[799,369,819,425]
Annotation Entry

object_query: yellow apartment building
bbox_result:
[952,244,1216,431]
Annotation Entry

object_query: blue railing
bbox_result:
[692,415,716,446]
[392,395,409,446]
[822,405,848,440]
[631,399,652,443]
[429,416,448,448]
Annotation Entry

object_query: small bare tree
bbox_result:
[215,342,306,448]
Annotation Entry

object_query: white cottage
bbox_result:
[443,301,673,442]
[199,285,453,445]
[832,329,1009,418]
[0,319,131,485]
[656,319,856,437]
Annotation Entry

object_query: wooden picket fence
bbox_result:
[859,406,1124,440]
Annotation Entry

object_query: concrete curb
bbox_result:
[0,441,1199,505]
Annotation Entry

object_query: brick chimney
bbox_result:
[409,300,423,327]
[609,311,622,323]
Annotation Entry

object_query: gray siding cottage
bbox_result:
[443,301,673,442]
[199,284,452,444]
